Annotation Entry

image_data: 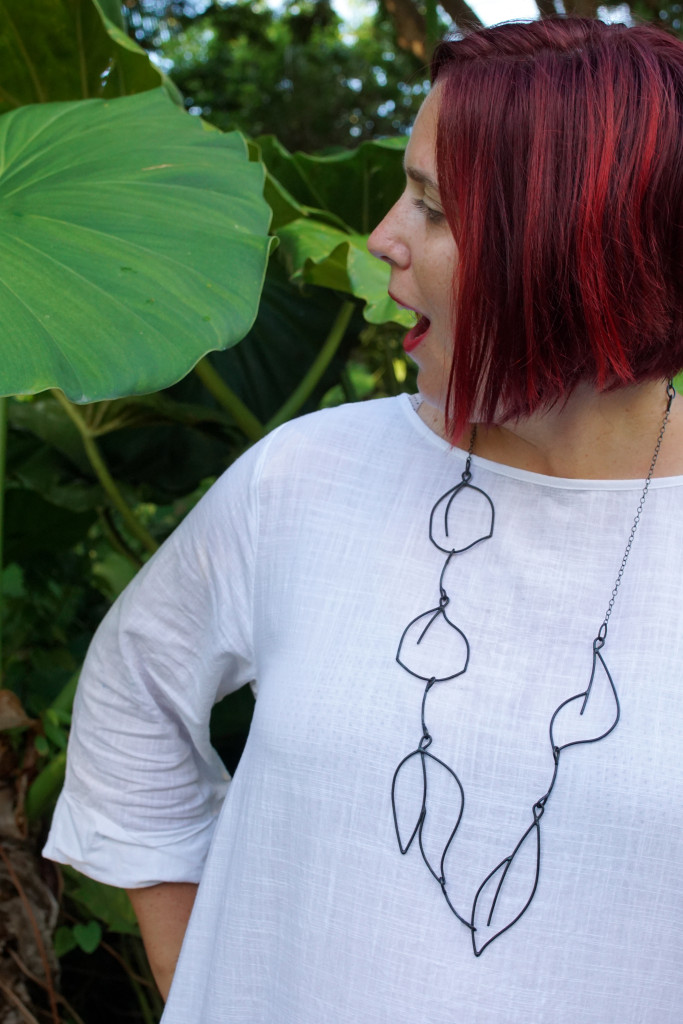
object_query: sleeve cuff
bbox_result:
[42,789,221,889]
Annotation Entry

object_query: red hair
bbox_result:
[431,17,683,437]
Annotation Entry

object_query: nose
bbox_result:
[367,199,410,269]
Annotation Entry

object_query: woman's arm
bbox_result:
[43,444,264,922]
[127,882,198,1000]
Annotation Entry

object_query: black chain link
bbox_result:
[601,380,676,635]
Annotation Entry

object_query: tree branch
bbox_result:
[439,0,483,31]
[381,0,427,60]
[535,0,560,17]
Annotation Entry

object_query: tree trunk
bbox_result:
[381,0,427,60]
[536,0,560,17]
[564,0,601,16]
[439,0,483,30]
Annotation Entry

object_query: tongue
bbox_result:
[404,314,431,352]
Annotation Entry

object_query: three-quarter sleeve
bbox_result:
[43,436,266,888]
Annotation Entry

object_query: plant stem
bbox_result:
[265,300,355,432]
[194,358,265,442]
[0,396,6,685]
[98,507,144,569]
[339,366,358,404]
[425,0,439,58]
[53,392,158,555]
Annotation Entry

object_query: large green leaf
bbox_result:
[257,134,408,235]
[245,139,303,233]
[256,133,410,326]
[103,262,362,501]
[0,0,176,113]
[0,89,273,401]
[178,260,363,422]
[277,219,413,328]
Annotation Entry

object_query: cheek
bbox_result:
[427,244,458,312]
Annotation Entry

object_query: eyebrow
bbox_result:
[404,164,440,193]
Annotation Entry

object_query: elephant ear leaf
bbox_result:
[276,220,413,328]
[0,89,273,402]
[0,0,175,113]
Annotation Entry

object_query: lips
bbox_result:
[389,292,431,353]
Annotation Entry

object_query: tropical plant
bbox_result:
[0,2,413,1020]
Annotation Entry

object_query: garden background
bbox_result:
[1,2,681,1021]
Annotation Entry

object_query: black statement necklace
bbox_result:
[392,381,676,956]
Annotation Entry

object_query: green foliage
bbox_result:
[0,3,413,1021]
[0,0,176,114]
[154,0,429,150]
[55,919,103,956]
[64,866,140,935]
[255,133,409,234]
[0,88,273,401]
[254,132,412,328]
[277,220,410,326]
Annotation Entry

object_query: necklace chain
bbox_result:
[601,379,676,635]
[393,380,676,956]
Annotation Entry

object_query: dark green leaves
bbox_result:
[0,0,174,113]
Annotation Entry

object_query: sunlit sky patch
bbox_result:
[332,0,539,29]
[332,0,634,29]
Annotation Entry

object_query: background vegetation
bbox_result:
[1,2,681,1022]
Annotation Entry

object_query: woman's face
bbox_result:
[367,85,458,413]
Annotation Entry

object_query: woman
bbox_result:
[45,16,683,1022]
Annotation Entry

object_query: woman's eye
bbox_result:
[411,197,445,224]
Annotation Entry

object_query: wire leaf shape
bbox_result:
[392,749,465,882]
[471,817,541,956]
[390,388,675,954]
[396,607,470,682]
[549,644,620,753]
[430,481,495,554]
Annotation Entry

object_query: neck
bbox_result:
[418,380,683,479]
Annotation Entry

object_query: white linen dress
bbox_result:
[45,394,683,1023]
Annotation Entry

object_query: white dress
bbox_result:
[45,395,683,1023]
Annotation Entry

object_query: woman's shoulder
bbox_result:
[274,394,409,442]
[204,395,420,513]
[255,395,415,469]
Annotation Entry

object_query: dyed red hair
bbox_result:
[431,17,683,437]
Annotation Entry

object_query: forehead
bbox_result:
[404,85,441,185]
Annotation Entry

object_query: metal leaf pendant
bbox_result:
[389,434,635,958]
[392,747,465,882]
[396,606,470,682]
[429,479,494,555]
[471,814,542,956]
[550,639,620,752]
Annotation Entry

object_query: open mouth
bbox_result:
[388,293,431,354]
[403,314,431,353]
